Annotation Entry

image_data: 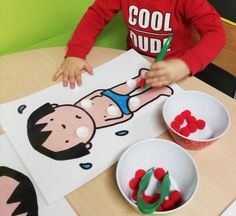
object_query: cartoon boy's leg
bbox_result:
[128,86,173,112]
[110,68,149,95]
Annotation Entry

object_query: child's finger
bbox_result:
[53,68,63,81]
[62,71,69,87]
[75,71,82,86]
[69,72,76,89]
[84,62,93,75]
[151,77,169,87]
[155,78,169,87]
[152,80,169,87]
[146,75,167,86]
[150,61,166,70]
[145,69,166,79]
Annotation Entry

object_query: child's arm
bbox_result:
[179,0,226,75]
[67,0,120,59]
[145,0,225,87]
[53,0,121,88]
[66,0,120,59]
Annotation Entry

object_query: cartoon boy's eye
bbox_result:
[50,118,54,121]
[61,124,66,129]
[65,140,69,143]
[75,115,81,119]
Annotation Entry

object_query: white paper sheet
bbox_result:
[0,134,77,216]
[0,49,182,203]
[221,200,236,216]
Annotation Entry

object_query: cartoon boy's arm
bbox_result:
[75,89,103,105]
[106,113,132,122]
[97,113,133,128]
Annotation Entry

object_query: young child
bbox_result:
[53,0,225,89]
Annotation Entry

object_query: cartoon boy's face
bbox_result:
[0,166,38,216]
[37,105,95,152]
[0,176,22,215]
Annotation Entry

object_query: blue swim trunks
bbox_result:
[102,89,131,115]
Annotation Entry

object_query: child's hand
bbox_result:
[145,59,190,87]
[53,57,93,89]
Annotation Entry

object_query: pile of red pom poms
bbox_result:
[170,109,206,137]
[129,168,182,212]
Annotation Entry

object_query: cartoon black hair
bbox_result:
[27,103,93,160]
[0,166,38,216]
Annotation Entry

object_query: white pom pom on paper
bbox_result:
[126,79,137,88]
[76,127,89,138]
[107,105,119,116]
[81,99,93,109]
[129,97,140,107]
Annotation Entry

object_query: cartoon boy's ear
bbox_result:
[51,104,58,108]
[85,142,92,150]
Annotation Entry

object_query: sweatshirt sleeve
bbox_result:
[66,0,121,59]
[180,0,226,75]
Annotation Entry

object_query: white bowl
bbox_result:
[163,91,230,150]
[116,139,199,214]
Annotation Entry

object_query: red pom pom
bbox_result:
[186,116,197,124]
[142,193,153,204]
[181,110,191,118]
[175,115,184,124]
[131,190,138,202]
[171,121,181,131]
[196,119,206,129]
[180,126,190,137]
[154,168,166,181]
[135,169,146,179]
[170,190,182,204]
[162,199,175,211]
[156,206,163,212]
[175,128,181,134]
[142,193,161,204]
[129,178,139,190]
[151,193,160,203]
[139,78,146,88]
[187,122,197,133]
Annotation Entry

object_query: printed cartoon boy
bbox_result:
[27,68,173,160]
[0,166,38,216]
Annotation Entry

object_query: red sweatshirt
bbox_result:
[66,0,226,75]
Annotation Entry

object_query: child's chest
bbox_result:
[120,0,186,33]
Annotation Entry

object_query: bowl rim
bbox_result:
[116,138,199,214]
[162,90,231,142]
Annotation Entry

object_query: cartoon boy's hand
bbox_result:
[53,57,93,89]
[138,68,149,79]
